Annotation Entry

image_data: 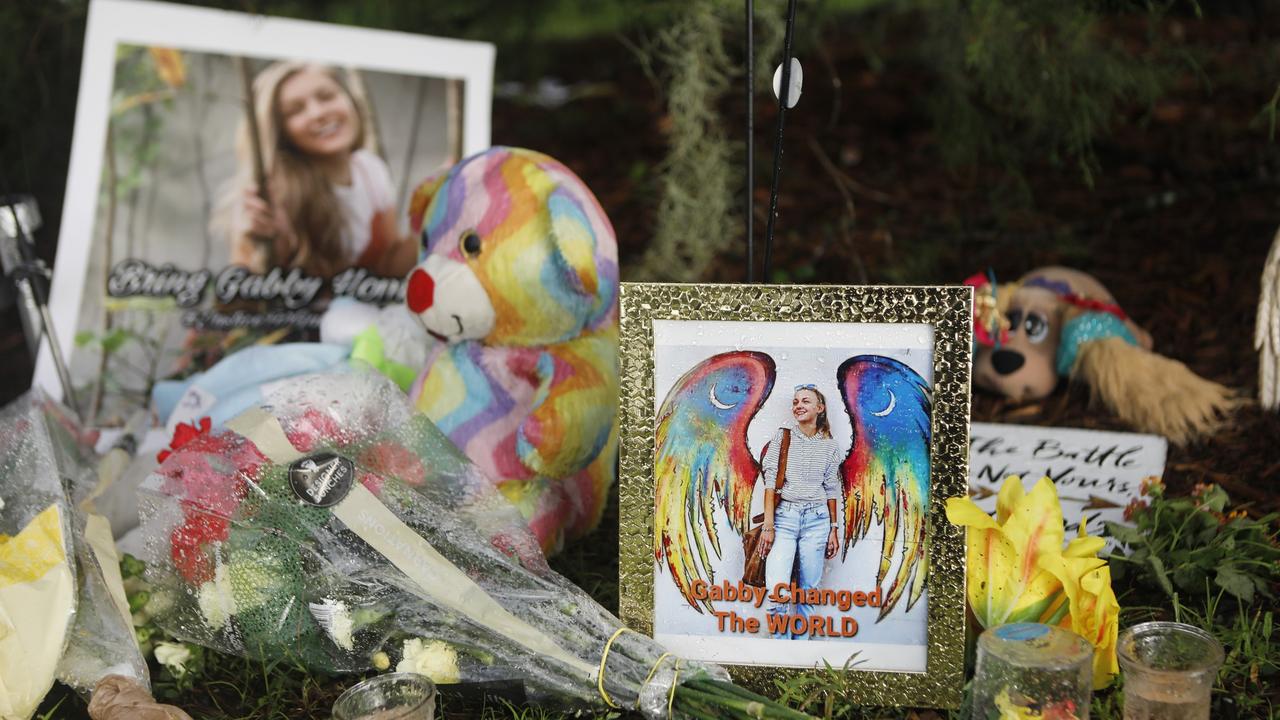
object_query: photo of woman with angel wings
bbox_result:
[652,341,933,662]
[757,384,843,639]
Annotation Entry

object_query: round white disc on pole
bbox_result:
[772,58,803,108]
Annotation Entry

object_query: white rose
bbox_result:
[197,565,237,631]
[309,598,355,652]
[395,638,460,684]
[154,641,192,676]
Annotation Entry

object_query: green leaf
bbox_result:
[74,331,95,347]
[1172,564,1206,593]
[1215,566,1256,603]
[1200,487,1229,513]
[1252,575,1274,600]
[1104,522,1144,546]
[101,328,131,353]
[1147,555,1174,598]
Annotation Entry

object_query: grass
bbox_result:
[32,481,1274,719]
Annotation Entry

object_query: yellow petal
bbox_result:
[1049,556,1121,689]
[965,520,1065,627]
[945,496,1000,530]
[995,474,1026,524]
[963,476,1078,629]
[1000,478,1066,585]
[0,505,66,586]
[0,505,75,719]
[1064,534,1106,559]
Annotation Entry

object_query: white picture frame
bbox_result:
[34,0,494,416]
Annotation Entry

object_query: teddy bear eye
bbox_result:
[1024,313,1049,343]
[460,230,482,258]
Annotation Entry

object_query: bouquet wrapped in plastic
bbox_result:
[137,371,810,719]
[0,391,186,720]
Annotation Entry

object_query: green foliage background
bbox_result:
[0,0,1202,277]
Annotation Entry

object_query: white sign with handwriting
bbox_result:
[968,423,1167,534]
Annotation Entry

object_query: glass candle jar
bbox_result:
[1117,621,1223,720]
[973,623,1093,720]
[332,673,437,720]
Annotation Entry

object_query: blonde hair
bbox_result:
[220,61,371,278]
[795,387,833,439]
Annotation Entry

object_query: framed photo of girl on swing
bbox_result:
[36,0,494,426]
[618,283,972,708]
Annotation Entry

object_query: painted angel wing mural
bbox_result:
[654,351,776,611]
[838,355,932,620]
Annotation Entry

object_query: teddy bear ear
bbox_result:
[547,194,599,298]
[407,170,451,238]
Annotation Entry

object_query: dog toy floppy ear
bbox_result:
[1061,311,1239,445]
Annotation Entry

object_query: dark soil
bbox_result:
[490,10,1280,515]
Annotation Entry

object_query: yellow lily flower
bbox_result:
[946,476,1120,689]
[1049,552,1120,689]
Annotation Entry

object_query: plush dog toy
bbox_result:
[403,147,618,553]
[968,266,1237,444]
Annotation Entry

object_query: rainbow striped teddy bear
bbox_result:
[403,147,618,554]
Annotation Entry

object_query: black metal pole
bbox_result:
[762,0,799,285]
[746,0,755,283]
[0,196,83,420]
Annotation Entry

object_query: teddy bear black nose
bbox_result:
[991,349,1025,376]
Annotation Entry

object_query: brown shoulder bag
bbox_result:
[741,429,791,587]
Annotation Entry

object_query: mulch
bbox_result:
[492,8,1280,516]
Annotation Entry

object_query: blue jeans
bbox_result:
[764,500,829,639]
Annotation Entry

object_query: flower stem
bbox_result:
[681,678,814,719]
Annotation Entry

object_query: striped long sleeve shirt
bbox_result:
[760,422,843,503]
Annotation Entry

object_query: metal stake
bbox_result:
[762,0,799,285]
[0,196,83,420]
[746,0,755,283]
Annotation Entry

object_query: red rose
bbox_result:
[170,509,229,585]
[359,442,427,487]
[158,417,232,464]
[285,409,354,453]
[357,471,385,496]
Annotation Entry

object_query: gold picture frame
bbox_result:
[618,282,971,709]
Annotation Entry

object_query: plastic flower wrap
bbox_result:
[138,371,810,719]
[946,476,1120,689]
[0,392,75,720]
[0,391,176,719]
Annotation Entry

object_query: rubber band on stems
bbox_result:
[597,627,682,717]
[596,627,632,708]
